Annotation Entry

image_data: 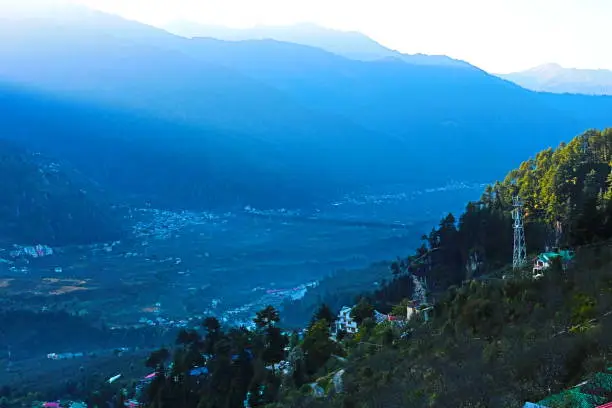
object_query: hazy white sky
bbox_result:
[8,0,612,73]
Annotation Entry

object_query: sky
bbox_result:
[5,0,612,73]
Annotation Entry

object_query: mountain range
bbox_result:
[162,21,473,68]
[1,5,612,223]
[499,63,612,95]
[165,22,612,97]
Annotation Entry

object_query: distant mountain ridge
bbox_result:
[498,63,612,95]
[162,21,474,69]
[1,6,612,212]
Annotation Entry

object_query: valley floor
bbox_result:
[0,183,483,400]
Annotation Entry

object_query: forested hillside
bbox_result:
[303,127,612,407]
[283,128,612,323]
[0,139,123,245]
[110,245,612,408]
[361,128,612,294]
[283,243,612,407]
[271,128,612,407]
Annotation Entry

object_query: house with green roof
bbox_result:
[524,370,612,408]
[538,386,605,407]
[532,249,575,278]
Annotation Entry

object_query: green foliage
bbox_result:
[254,306,280,329]
[385,128,612,296]
[570,293,597,330]
[500,129,612,246]
[141,307,288,408]
[286,243,612,408]
[302,320,342,377]
[350,298,374,326]
[310,304,335,328]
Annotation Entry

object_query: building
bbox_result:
[335,306,358,334]
[375,310,409,325]
[533,249,575,278]
[334,303,426,335]
[531,370,612,407]
[47,352,84,360]
[406,305,417,321]
[373,310,389,324]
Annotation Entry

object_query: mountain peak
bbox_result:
[528,62,564,73]
[538,62,563,68]
[498,63,612,95]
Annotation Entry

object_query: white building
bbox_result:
[335,306,358,334]
[406,305,417,321]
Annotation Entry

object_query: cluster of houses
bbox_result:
[333,301,432,336]
[36,401,86,408]
[10,244,54,259]
[331,274,432,336]
[46,352,85,360]
[131,208,221,240]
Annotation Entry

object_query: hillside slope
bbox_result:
[277,128,612,407]
[0,84,328,210]
[289,244,612,408]
[0,139,123,245]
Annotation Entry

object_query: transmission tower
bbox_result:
[512,196,527,269]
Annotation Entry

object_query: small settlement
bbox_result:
[333,301,432,336]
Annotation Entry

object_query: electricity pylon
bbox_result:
[512,196,527,269]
